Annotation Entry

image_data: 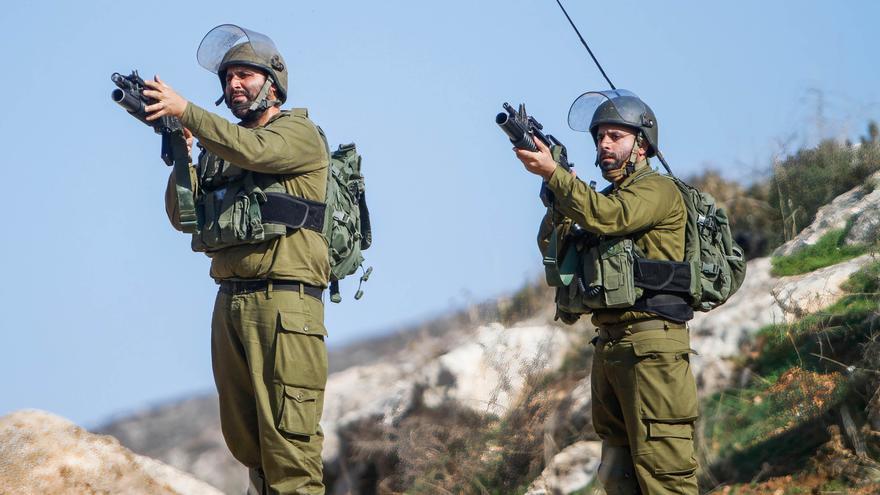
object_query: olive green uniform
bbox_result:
[540,163,699,494]
[166,102,330,494]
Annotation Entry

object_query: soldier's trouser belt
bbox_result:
[598,319,687,342]
[219,279,324,300]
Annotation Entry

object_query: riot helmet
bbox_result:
[197,24,288,115]
[568,89,658,157]
[568,89,660,181]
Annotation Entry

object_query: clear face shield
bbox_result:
[196,24,279,75]
[197,24,281,116]
[567,89,639,132]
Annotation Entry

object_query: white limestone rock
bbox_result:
[774,171,880,257]
[419,323,575,415]
[525,440,602,495]
[770,253,875,321]
[0,409,223,495]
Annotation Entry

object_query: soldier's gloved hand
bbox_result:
[144,75,189,121]
[514,134,557,180]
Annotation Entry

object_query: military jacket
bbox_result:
[538,162,687,326]
[166,103,330,287]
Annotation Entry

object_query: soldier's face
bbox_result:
[595,124,638,171]
[224,65,270,118]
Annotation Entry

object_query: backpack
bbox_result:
[323,143,373,303]
[671,177,746,311]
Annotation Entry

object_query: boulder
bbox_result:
[0,410,223,495]
[321,323,575,464]
[525,440,601,495]
[770,254,875,321]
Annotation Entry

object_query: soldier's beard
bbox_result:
[228,97,256,120]
[599,152,628,183]
[225,88,264,122]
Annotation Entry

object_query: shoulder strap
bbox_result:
[169,131,197,233]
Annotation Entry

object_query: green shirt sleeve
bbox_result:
[545,166,673,236]
[180,103,327,175]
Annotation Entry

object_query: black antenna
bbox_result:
[554,0,616,90]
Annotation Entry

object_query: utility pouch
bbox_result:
[595,237,642,308]
[192,173,287,253]
[549,233,642,314]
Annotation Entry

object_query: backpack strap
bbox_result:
[359,189,372,250]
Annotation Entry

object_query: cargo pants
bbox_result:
[212,286,328,495]
[591,321,699,495]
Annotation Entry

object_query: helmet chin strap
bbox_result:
[216,79,280,121]
[599,134,644,183]
[247,79,276,112]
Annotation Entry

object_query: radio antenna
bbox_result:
[554,0,616,90]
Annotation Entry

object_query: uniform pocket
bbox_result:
[277,384,319,437]
[275,306,328,391]
[632,338,699,422]
[636,420,698,476]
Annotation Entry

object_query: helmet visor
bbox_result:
[567,89,639,132]
[197,24,279,74]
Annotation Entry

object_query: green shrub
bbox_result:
[771,136,880,237]
[701,261,880,484]
[770,228,868,276]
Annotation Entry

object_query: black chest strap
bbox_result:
[261,192,326,233]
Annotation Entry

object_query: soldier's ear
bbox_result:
[638,135,650,156]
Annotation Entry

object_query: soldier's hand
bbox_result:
[514,134,557,180]
[144,75,188,121]
[183,127,194,157]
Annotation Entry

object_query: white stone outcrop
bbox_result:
[321,323,574,463]
[419,323,573,414]
[525,441,602,495]
[0,410,223,495]
[774,171,880,256]
[770,253,875,320]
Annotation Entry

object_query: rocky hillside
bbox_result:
[10,171,878,494]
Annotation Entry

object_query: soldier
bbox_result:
[514,90,699,494]
[143,25,330,495]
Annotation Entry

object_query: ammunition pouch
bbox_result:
[545,226,695,319]
[546,228,644,313]
[191,162,325,253]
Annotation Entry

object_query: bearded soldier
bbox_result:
[514,90,699,494]
[144,25,330,495]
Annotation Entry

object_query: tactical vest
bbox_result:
[189,151,325,253]
[544,168,745,322]
[545,223,643,310]
[185,112,373,302]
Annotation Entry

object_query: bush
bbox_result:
[769,128,880,243]
[687,121,880,259]
[701,261,880,487]
[770,228,869,276]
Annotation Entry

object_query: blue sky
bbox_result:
[1,1,878,427]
